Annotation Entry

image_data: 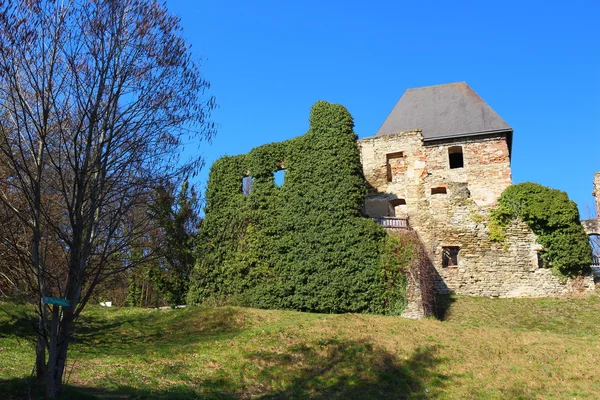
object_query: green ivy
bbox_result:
[380,233,416,315]
[490,182,592,276]
[188,101,413,314]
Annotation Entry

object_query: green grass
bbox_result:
[1,295,600,399]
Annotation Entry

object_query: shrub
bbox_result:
[490,182,592,276]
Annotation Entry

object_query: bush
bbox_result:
[188,101,415,314]
[490,182,592,276]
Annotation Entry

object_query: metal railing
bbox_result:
[374,216,410,230]
[593,256,600,266]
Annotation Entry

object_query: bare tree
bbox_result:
[0,0,215,398]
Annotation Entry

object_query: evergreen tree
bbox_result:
[149,181,199,305]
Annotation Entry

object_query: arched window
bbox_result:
[448,146,464,169]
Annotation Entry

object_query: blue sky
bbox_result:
[167,0,599,217]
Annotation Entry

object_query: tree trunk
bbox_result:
[44,253,82,399]
[34,235,47,384]
[35,319,47,384]
[44,306,74,400]
[45,305,60,398]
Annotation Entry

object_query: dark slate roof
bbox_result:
[375,82,512,140]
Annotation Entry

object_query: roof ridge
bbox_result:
[404,81,467,91]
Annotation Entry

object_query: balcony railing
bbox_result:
[374,216,410,230]
[593,255,600,266]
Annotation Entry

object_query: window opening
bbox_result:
[274,169,286,187]
[242,176,254,196]
[431,187,447,195]
[442,246,460,268]
[536,251,549,269]
[388,199,406,217]
[448,146,464,169]
[388,198,406,217]
[386,151,405,182]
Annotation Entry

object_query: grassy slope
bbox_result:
[1,295,600,399]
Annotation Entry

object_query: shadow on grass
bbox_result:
[72,307,246,356]
[0,377,237,400]
[0,302,38,341]
[254,341,448,399]
[1,304,247,357]
[433,294,455,321]
[1,340,449,399]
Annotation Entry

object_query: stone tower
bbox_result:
[360,82,595,296]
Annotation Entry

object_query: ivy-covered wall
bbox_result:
[188,101,415,314]
[490,182,592,277]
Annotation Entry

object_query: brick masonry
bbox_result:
[359,131,595,300]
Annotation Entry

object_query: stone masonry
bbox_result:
[359,130,595,298]
[359,82,596,299]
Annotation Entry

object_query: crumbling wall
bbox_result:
[428,205,594,297]
[359,131,595,298]
[398,231,436,319]
[582,172,600,235]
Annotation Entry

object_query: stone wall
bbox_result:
[359,131,595,298]
[359,130,512,216]
[429,207,595,297]
[397,231,437,319]
[400,276,427,319]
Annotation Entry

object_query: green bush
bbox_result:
[490,182,592,276]
[188,101,413,314]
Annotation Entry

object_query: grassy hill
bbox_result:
[1,295,600,399]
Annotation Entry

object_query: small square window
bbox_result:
[448,146,464,169]
[442,246,460,268]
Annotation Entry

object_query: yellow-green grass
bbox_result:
[1,295,600,399]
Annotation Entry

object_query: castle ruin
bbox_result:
[359,83,595,297]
